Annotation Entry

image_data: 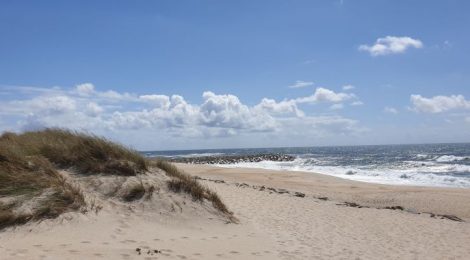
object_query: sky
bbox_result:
[1,0,470,150]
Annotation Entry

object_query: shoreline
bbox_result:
[176,163,470,221]
[204,163,470,189]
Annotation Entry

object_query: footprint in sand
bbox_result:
[80,241,91,244]
[176,255,187,259]
[229,251,239,254]
[120,239,137,244]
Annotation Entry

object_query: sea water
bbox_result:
[143,143,470,188]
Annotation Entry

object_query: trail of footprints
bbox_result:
[3,233,271,259]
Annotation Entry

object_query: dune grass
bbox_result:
[0,149,85,229]
[0,129,148,229]
[0,129,147,176]
[0,128,232,229]
[153,160,231,215]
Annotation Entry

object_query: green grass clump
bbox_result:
[0,152,84,229]
[0,128,149,229]
[1,129,147,176]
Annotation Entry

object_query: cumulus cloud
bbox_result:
[342,85,355,91]
[410,94,470,113]
[76,83,95,96]
[199,91,275,131]
[139,94,171,109]
[0,83,365,148]
[384,107,398,114]
[296,87,355,104]
[86,102,104,117]
[288,80,314,89]
[254,98,304,117]
[359,36,423,56]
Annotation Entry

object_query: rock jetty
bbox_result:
[169,153,295,164]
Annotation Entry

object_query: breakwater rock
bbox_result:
[169,153,295,164]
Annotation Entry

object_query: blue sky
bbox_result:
[1,0,470,150]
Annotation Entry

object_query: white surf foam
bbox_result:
[435,155,469,162]
[215,158,470,188]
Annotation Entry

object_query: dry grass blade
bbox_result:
[154,160,233,217]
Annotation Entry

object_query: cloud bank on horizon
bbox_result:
[1,82,469,150]
[0,84,365,147]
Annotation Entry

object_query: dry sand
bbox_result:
[1,164,470,259]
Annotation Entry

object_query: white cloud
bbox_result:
[98,90,134,101]
[384,106,398,114]
[0,83,366,149]
[76,83,95,96]
[342,84,355,91]
[25,95,77,116]
[139,94,171,109]
[288,80,314,89]
[296,87,355,104]
[359,36,423,56]
[254,98,304,117]
[199,91,275,131]
[86,102,104,117]
[410,94,470,113]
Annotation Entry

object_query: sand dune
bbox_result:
[2,164,470,259]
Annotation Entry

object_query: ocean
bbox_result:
[142,143,470,188]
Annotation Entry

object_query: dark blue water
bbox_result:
[143,143,470,187]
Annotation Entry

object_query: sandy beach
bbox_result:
[1,163,469,259]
